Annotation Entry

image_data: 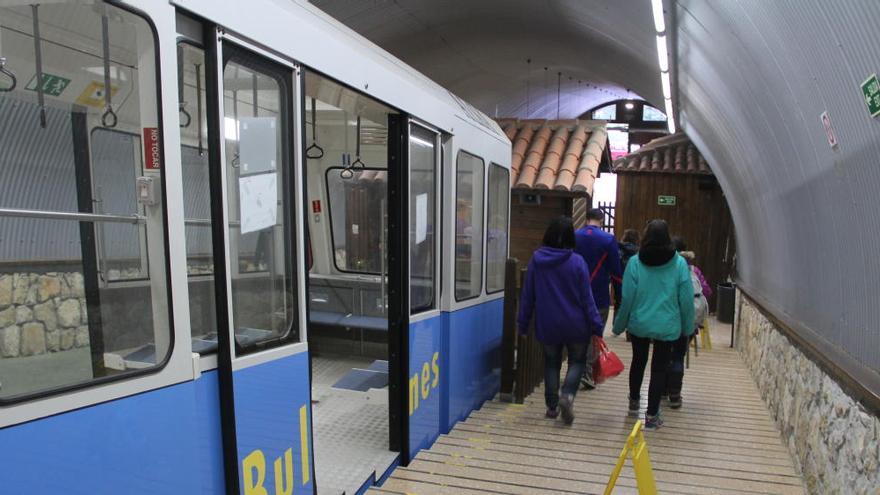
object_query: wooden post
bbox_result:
[499,258,519,401]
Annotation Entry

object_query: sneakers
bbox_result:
[644,413,664,430]
[628,397,640,416]
[559,393,575,425]
[668,395,682,409]
[545,407,559,419]
[581,374,596,390]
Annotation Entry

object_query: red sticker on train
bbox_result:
[143,127,161,170]
[312,200,321,213]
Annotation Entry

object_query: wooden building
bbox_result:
[496,119,611,265]
[614,133,735,309]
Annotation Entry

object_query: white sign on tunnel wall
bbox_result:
[820,111,838,149]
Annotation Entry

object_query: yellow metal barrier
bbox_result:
[604,421,658,495]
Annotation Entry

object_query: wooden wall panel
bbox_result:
[615,173,734,311]
[509,195,570,267]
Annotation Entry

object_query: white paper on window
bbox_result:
[415,193,427,244]
[239,173,277,234]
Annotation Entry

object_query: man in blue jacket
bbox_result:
[574,208,623,388]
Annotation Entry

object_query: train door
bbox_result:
[302,71,402,494]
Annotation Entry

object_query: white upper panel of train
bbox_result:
[172,0,510,152]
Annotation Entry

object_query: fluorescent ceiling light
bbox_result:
[661,72,671,99]
[625,101,634,110]
[651,0,665,33]
[656,35,669,72]
[664,98,676,133]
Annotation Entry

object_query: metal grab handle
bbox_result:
[339,153,353,179]
[179,103,192,128]
[0,207,145,225]
[0,58,16,92]
[102,107,118,128]
[306,98,324,159]
[351,115,364,168]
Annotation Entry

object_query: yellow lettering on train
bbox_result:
[273,448,293,495]
[299,406,310,485]
[431,352,440,389]
[243,450,269,495]
[421,362,431,399]
[409,373,420,414]
[408,352,442,416]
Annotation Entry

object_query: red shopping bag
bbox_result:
[592,336,624,384]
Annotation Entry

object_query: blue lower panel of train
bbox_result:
[407,298,503,459]
[234,352,315,495]
[0,372,226,494]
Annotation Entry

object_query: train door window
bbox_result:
[486,163,509,293]
[223,47,297,352]
[454,151,484,300]
[0,1,170,400]
[409,125,438,313]
[177,42,216,352]
[91,129,148,281]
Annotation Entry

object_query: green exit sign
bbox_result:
[26,73,71,97]
[862,73,880,118]
[658,195,676,206]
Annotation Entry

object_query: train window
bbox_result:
[326,169,387,274]
[223,49,297,352]
[454,151,484,301]
[486,164,510,294]
[409,125,438,313]
[177,43,217,353]
[0,1,170,401]
[91,129,148,281]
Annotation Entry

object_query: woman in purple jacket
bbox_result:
[518,217,605,424]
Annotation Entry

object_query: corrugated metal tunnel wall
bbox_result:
[674,0,880,374]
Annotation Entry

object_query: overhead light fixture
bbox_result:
[651,0,665,33]
[661,72,671,99]
[625,101,635,110]
[664,98,675,133]
[656,35,669,72]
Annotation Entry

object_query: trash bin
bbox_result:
[716,282,736,323]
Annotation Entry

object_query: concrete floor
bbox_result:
[0,347,91,398]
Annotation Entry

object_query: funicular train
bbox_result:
[0,0,511,493]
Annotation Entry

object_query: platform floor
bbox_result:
[369,319,806,494]
[311,354,398,495]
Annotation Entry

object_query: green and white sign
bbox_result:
[658,195,676,206]
[861,73,880,118]
[25,73,71,97]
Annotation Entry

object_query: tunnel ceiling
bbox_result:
[310,0,880,378]
[309,0,662,118]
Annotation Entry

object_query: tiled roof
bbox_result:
[613,132,713,175]
[496,118,609,196]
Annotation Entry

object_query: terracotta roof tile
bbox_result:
[613,132,713,175]
[497,118,609,195]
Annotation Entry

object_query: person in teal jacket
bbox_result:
[612,219,695,430]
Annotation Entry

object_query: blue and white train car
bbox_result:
[0,0,511,493]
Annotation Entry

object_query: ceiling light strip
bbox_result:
[652,0,675,134]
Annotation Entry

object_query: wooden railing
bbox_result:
[500,258,545,403]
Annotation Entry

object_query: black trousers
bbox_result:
[666,334,689,397]
[629,335,674,416]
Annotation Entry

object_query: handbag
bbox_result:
[592,336,624,384]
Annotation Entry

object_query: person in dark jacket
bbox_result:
[518,216,605,425]
[616,229,640,312]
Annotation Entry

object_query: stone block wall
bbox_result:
[736,293,880,494]
[0,273,89,358]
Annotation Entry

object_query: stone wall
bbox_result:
[0,273,89,358]
[736,293,880,494]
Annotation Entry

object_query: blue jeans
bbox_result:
[543,342,589,410]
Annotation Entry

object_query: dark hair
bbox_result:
[642,219,673,250]
[672,235,687,252]
[542,216,576,249]
[622,229,640,245]
[587,208,604,222]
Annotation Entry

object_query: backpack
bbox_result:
[690,266,709,330]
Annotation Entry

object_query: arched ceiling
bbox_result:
[310,0,880,382]
[309,0,662,119]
